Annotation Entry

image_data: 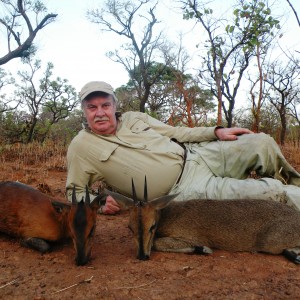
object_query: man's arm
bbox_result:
[138,112,217,142]
[146,113,253,142]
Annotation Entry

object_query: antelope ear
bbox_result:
[85,185,91,205]
[90,192,108,211]
[149,193,179,210]
[105,189,135,210]
[72,185,77,205]
[92,193,107,207]
[51,201,71,213]
[90,199,101,211]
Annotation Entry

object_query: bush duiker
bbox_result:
[0,181,105,265]
[108,178,300,264]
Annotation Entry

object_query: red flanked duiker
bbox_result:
[108,177,300,264]
[0,181,104,266]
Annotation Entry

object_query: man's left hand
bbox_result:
[101,195,120,214]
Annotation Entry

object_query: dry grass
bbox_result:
[0,141,67,190]
[280,142,300,173]
[0,140,67,171]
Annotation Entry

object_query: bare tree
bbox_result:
[248,33,278,133]
[165,37,215,127]
[0,67,16,112]
[16,59,51,142]
[289,90,300,125]
[0,0,57,65]
[15,59,78,143]
[38,78,78,142]
[87,0,169,112]
[167,74,215,127]
[43,79,78,124]
[248,73,267,133]
[264,59,300,145]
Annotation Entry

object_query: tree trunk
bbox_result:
[216,77,223,126]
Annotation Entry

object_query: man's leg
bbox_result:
[204,175,300,210]
[193,133,300,185]
[170,140,300,210]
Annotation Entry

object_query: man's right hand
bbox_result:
[101,195,120,214]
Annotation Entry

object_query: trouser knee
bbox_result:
[253,133,278,152]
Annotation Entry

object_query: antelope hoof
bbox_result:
[194,246,213,255]
[283,249,300,264]
[21,237,50,253]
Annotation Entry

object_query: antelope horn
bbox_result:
[144,176,148,203]
[85,185,90,205]
[132,178,138,204]
[72,185,77,205]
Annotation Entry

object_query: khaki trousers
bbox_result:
[169,133,300,210]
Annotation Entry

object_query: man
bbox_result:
[66,81,300,214]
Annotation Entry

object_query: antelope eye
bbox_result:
[149,223,157,233]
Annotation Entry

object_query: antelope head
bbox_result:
[106,177,178,260]
[68,186,102,266]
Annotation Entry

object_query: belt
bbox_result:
[171,139,187,184]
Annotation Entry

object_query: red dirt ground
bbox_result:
[1,165,300,299]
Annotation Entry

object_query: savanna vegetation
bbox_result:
[0,0,299,147]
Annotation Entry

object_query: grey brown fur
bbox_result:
[108,180,300,263]
[156,199,300,254]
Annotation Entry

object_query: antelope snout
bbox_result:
[75,249,91,266]
[75,255,90,266]
[137,253,150,260]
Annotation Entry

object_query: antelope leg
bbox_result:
[21,237,50,253]
[153,237,212,254]
[283,248,300,264]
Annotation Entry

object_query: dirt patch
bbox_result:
[1,165,300,299]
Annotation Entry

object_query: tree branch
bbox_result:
[0,0,57,65]
[286,0,300,26]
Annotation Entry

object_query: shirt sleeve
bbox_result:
[66,137,104,202]
[133,112,218,143]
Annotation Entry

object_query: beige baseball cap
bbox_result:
[79,81,118,102]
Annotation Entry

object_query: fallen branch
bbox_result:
[114,279,157,290]
[51,276,93,295]
[0,278,19,289]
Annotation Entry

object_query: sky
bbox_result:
[1,0,300,96]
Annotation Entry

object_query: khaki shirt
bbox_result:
[66,111,217,201]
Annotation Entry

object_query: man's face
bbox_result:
[82,95,118,135]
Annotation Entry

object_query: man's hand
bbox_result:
[215,127,253,141]
[101,195,120,215]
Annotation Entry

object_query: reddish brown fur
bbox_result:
[0,181,101,265]
[0,181,70,240]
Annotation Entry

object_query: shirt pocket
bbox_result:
[129,119,151,133]
[96,142,119,162]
